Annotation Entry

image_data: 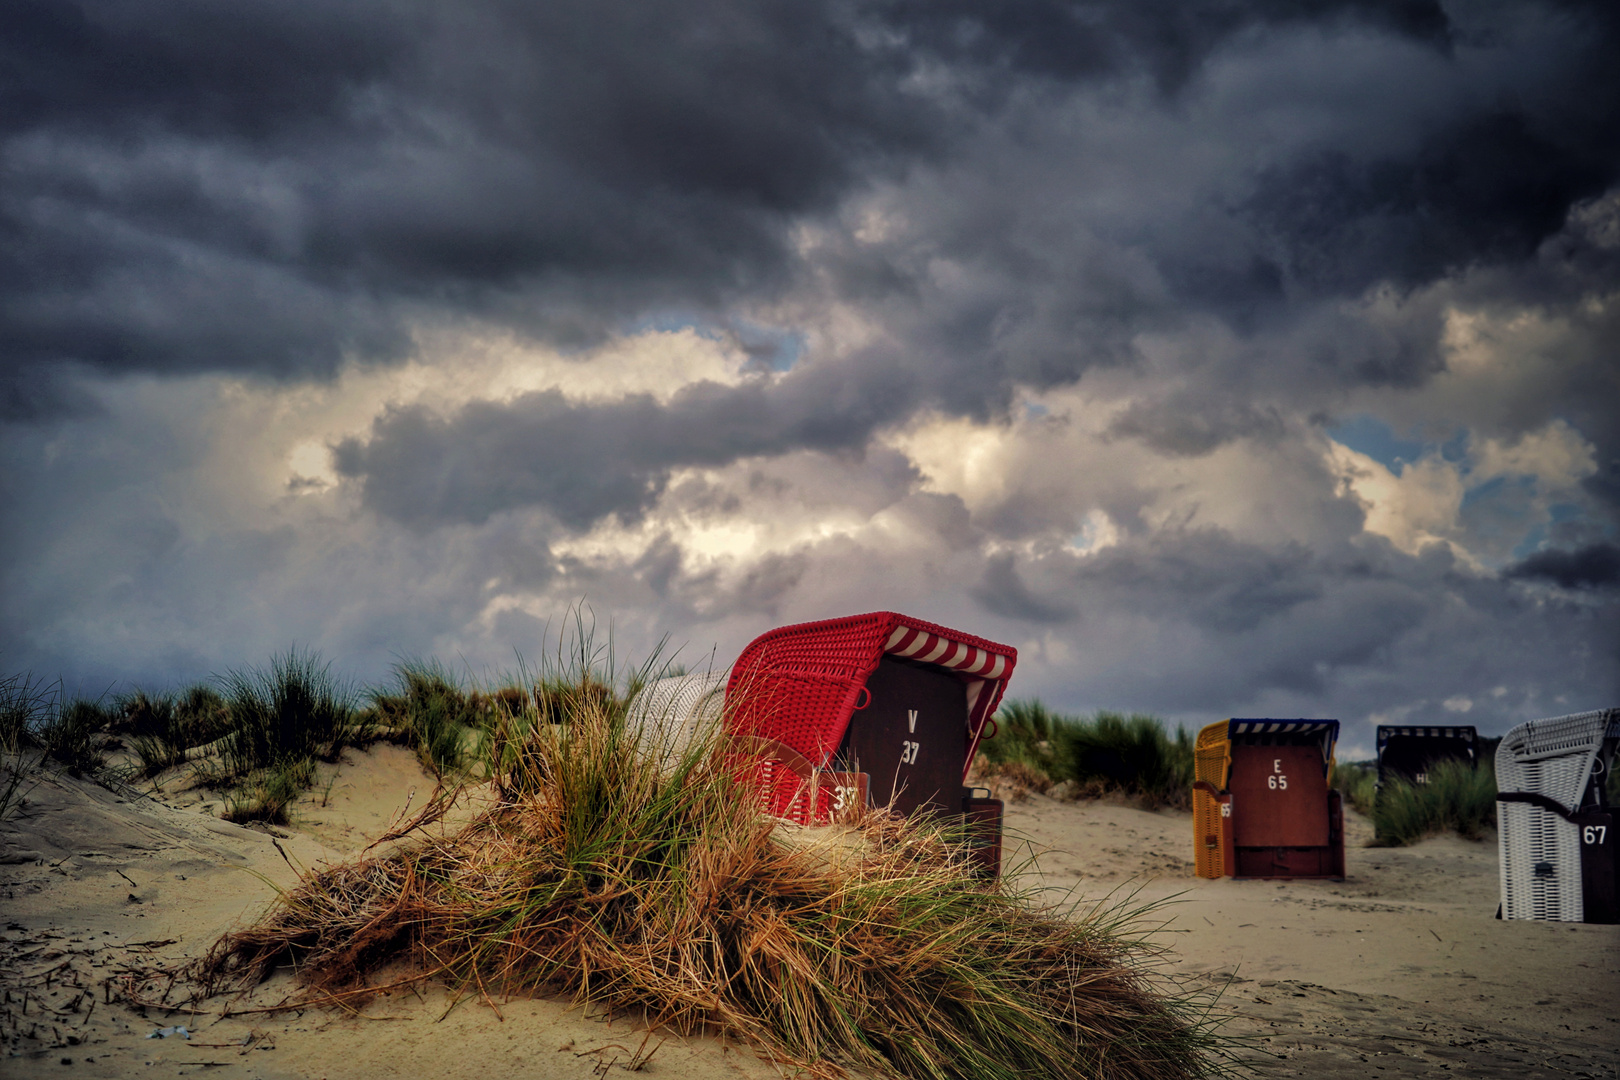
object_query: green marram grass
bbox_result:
[199,647,369,823]
[214,647,366,780]
[979,699,1196,808]
[0,671,56,821]
[1,670,55,756]
[121,685,232,779]
[367,657,485,775]
[183,665,1226,1080]
[1330,761,1377,818]
[1370,759,1499,846]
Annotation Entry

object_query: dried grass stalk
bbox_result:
[187,678,1222,1080]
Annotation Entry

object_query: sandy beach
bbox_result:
[2,747,1615,1079]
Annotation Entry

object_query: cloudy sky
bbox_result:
[4,0,1618,756]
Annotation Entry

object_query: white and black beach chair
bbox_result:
[1496,708,1620,923]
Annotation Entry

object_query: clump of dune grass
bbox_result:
[976,700,1195,809]
[369,658,483,775]
[122,690,186,777]
[181,664,1220,1080]
[120,685,235,778]
[194,648,366,823]
[221,757,318,825]
[1371,759,1498,846]
[1330,760,1377,818]
[1,671,56,820]
[1059,713,1195,809]
[39,695,117,776]
[978,698,1067,772]
[213,647,365,782]
[2,671,54,755]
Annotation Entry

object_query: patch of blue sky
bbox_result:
[1326,414,1428,473]
[1329,414,1472,472]
[732,318,805,372]
[1509,503,1596,561]
[1511,521,1549,561]
[1438,428,1468,464]
[624,310,724,339]
[1328,415,1597,562]
[621,311,804,371]
[1459,474,1516,509]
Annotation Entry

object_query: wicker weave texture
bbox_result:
[1495,710,1612,921]
[1499,801,1583,921]
[1195,721,1232,788]
[1192,789,1225,879]
[1192,721,1231,879]
[623,672,728,774]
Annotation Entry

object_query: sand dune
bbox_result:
[2,747,1615,1078]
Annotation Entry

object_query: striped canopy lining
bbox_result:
[1378,726,1475,741]
[1228,720,1337,736]
[883,624,1013,777]
[1228,719,1340,768]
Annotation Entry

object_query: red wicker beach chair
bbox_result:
[723,611,1017,870]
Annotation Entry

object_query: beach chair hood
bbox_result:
[1496,708,1620,922]
[724,611,1017,782]
[1199,719,1340,790]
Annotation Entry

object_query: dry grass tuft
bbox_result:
[179,670,1221,1080]
[970,759,1054,803]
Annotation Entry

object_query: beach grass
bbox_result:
[978,699,1195,808]
[184,655,1223,1080]
[367,657,483,775]
[0,671,57,820]
[1331,761,1378,817]
[221,756,319,825]
[1,671,55,757]
[39,695,117,777]
[121,685,233,778]
[1059,712,1195,809]
[187,648,368,820]
[212,647,366,783]
[1371,759,1498,846]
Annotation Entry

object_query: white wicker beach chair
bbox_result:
[624,671,728,771]
[1496,708,1620,922]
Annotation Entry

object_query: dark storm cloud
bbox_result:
[2,0,939,380]
[8,0,1618,405]
[1505,543,1620,591]
[3,0,403,139]
[879,0,1450,92]
[970,527,1617,727]
[1243,112,1619,301]
[1066,531,1333,637]
[332,353,921,529]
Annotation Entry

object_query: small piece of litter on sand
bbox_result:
[146,1025,191,1039]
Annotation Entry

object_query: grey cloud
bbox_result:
[879,0,1451,93]
[7,0,1615,411]
[1108,397,1288,457]
[1243,112,1618,300]
[1065,531,1330,636]
[3,1,943,380]
[0,363,103,423]
[3,0,1617,744]
[966,527,1614,730]
[333,354,922,530]
[973,552,1076,623]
